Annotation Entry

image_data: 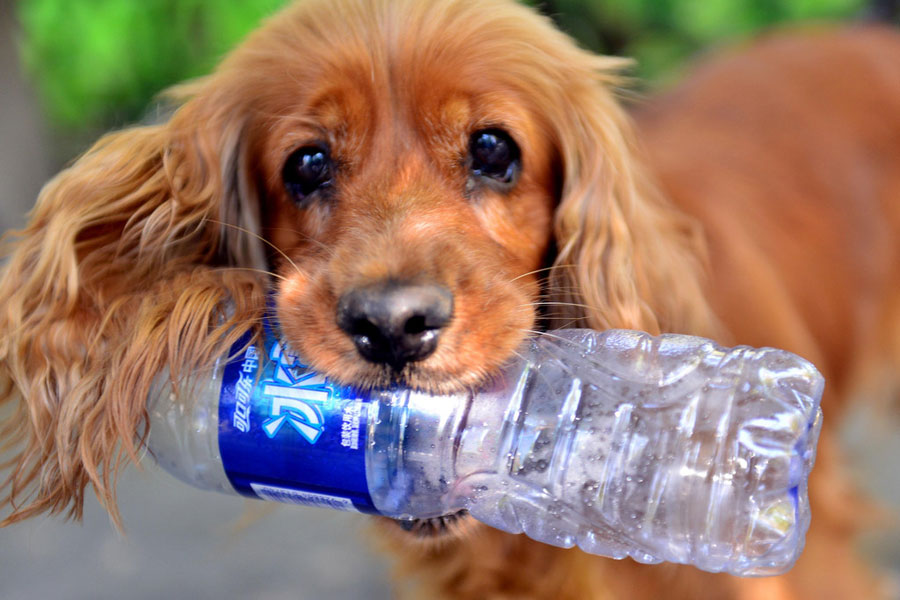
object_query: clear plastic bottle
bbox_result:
[147,322,823,577]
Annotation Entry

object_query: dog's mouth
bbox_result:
[391,509,471,538]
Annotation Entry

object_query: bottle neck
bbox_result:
[364,388,471,517]
[363,358,531,518]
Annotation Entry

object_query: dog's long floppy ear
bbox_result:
[0,79,266,529]
[542,55,716,337]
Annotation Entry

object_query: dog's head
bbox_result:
[198,0,712,393]
[0,0,711,533]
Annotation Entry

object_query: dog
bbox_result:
[2,0,898,598]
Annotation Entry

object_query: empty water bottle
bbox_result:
[147,316,823,577]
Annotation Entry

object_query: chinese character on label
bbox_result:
[261,340,335,444]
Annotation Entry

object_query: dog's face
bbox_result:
[187,0,694,397]
[239,1,566,393]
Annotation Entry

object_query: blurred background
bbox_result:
[1,0,898,598]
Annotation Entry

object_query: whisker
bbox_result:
[212,266,287,282]
[521,328,589,347]
[551,318,588,330]
[535,313,587,322]
[509,264,577,283]
[206,219,303,276]
[520,301,594,310]
[262,225,333,253]
[507,348,529,368]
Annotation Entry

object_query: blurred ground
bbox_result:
[842,406,900,588]
[0,465,391,600]
[0,4,390,599]
[1,2,899,599]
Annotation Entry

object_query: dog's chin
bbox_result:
[381,510,484,547]
[394,509,470,536]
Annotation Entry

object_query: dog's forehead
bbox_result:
[226,0,571,117]
[248,48,540,177]
[224,0,582,181]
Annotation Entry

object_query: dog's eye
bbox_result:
[282,144,333,203]
[469,129,520,185]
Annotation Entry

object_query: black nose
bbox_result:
[336,281,454,371]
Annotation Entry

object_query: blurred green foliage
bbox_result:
[18,0,867,133]
[526,0,865,85]
[17,0,289,131]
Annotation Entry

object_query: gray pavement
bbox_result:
[1,464,391,600]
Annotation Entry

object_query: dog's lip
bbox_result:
[327,359,488,396]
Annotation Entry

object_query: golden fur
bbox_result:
[1,1,898,598]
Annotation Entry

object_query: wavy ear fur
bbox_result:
[543,56,717,337]
[0,82,266,528]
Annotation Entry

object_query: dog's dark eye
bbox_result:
[469,129,520,185]
[282,144,333,203]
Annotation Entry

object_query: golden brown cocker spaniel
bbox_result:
[2,1,899,598]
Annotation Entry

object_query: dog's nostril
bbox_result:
[336,281,454,371]
[403,315,428,336]
[349,318,383,341]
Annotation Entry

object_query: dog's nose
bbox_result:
[336,281,453,371]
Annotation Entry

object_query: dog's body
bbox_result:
[1,1,898,599]
[635,29,900,598]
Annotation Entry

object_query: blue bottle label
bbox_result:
[217,321,378,514]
